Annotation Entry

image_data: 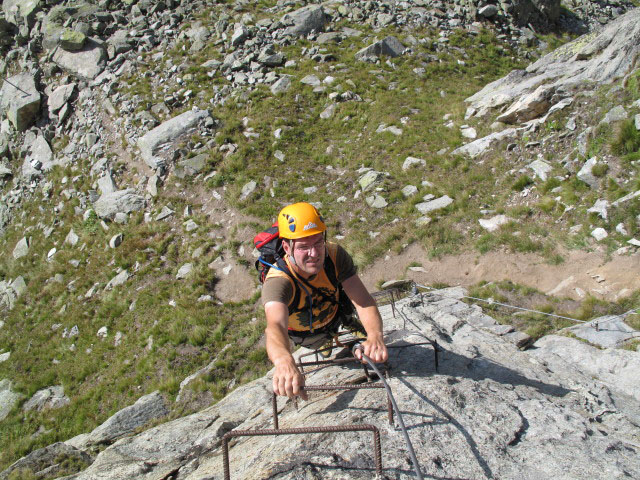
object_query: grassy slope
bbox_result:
[0,1,639,474]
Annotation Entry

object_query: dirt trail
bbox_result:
[360,244,640,302]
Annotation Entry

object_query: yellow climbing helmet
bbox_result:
[278,202,326,240]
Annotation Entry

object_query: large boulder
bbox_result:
[137,109,211,170]
[2,0,42,28]
[23,385,70,412]
[22,135,54,178]
[0,73,40,132]
[466,8,640,119]
[510,0,561,30]
[74,391,169,447]
[0,442,90,480]
[281,4,328,37]
[496,84,556,124]
[52,38,107,80]
[0,379,21,421]
[93,189,145,220]
[532,335,640,401]
[355,36,405,61]
[452,128,518,158]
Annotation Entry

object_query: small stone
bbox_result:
[60,29,86,51]
[415,195,453,214]
[12,237,30,259]
[176,263,193,279]
[587,200,609,220]
[591,228,608,241]
[402,156,426,171]
[109,233,124,249]
[479,215,512,232]
[97,326,108,338]
[184,219,198,232]
[65,229,79,247]
[402,185,418,197]
[366,194,388,208]
[240,181,257,200]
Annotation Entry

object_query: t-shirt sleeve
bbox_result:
[261,276,294,306]
[335,244,357,282]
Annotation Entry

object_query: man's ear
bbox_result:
[282,239,292,256]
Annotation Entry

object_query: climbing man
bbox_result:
[263,202,388,399]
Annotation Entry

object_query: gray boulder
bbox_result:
[0,164,12,179]
[281,4,328,37]
[496,84,555,124]
[452,128,518,158]
[566,315,636,349]
[0,379,21,421]
[105,270,130,290]
[23,385,70,412]
[479,214,513,232]
[2,0,42,28]
[94,189,145,220]
[270,76,291,94]
[48,83,76,115]
[466,8,640,119]
[24,135,54,174]
[97,172,117,195]
[0,442,90,480]
[358,170,383,191]
[355,36,405,61]
[12,237,29,259]
[416,195,454,214]
[137,109,211,169]
[60,28,86,51]
[82,391,168,446]
[52,38,107,80]
[528,159,552,181]
[402,156,426,171]
[0,73,41,132]
[600,105,627,124]
[365,194,387,208]
[533,334,640,400]
[577,157,599,188]
[175,154,208,179]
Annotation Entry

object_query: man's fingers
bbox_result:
[293,377,308,400]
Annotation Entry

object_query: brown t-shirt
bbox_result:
[261,244,357,306]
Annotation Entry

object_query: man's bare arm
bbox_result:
[341,275,388,363]
[264,301,307,399]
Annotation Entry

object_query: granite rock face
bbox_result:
[0,73,40,132]
[63,291,640,480]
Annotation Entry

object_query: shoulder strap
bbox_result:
[275,257,301,310]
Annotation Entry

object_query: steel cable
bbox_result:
[352,344,424,480]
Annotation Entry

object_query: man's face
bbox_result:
[284,233,325,277]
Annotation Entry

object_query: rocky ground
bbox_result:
[1,1,640,478]
[5,288,633,480]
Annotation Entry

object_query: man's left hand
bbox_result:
[354,335,388,363]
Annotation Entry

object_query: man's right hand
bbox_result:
[272,357,307,400]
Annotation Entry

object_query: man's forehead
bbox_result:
[293,233,324,245]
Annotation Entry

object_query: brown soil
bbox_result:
[360,244,640,302]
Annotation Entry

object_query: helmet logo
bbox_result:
[283,214,296,232]
[302,222,318,231]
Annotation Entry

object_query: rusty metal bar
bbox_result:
[271,383,391,430]
[222,424,382,480]
[390,289,397,317]
[272,390,279,430]
[303,384,385,392]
